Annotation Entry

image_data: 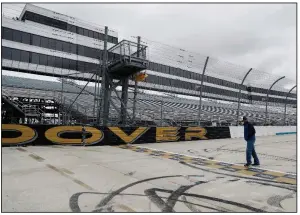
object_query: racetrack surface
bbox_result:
[2,135,296,212]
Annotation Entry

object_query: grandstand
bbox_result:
[2,75,296,126]
[1,4,297,127]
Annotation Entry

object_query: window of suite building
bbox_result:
[84,29,89,37]
[55,56,62,68]
[31,53,39,64]
[40,37,49,49]
[63,58,70,69]
[32,35,41,47]
[55,40,63,51]
[78,27,84,35]
[39,54,47,66]
[12,30,22,43]
[48,38,56,50]
[2,47,12,59]
[70,44,77,54]
[21,32,31,45]
[11,49,21,61]
[2,27,13,40]
[47,55,56,67]
[20,50,30,63]
[88,30,93,38]
[62,41,70,53]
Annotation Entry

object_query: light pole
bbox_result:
[197,56,209,126]
[264,76,285,125]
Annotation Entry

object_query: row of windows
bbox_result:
[2,47,99,72]
[148,62,291,98]
[2,47,294,104]
[145,74,241,99]
[148,62,242,90]
[144,74,294,104]
[22,11,118,44]
[2,27,106,60]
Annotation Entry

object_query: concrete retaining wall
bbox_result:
[229,126,297,138]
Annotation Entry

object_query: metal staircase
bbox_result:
[2,89,44,122]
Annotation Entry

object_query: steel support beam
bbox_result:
[264,76,285,125]
[284,85,296,125]
[236,68,252,125]
[120,77,129,125]
[106,76,133,122]
[132,36,141,123]
[197,56,209,126]
[99,26,109,126]
[160,100,164,126]
[66,73,96,113]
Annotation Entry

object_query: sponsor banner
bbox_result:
[1,124,231,146]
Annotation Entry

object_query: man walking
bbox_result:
[82,125,86,147]
[242,116,260,167]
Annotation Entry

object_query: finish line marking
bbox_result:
[117,145,296,185]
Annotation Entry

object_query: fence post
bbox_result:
[264,76,285,125]
[284,85,296,125]
[160,100,164,126]
[197,56,209,126]
[236,68,252,125]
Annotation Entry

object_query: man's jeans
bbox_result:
[246,138,260,165]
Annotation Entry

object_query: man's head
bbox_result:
[243,116,248,124]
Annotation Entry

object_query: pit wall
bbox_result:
[2,124,296,146]
[1,124,231,146]
[229,126,297,138]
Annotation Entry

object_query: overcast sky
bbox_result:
[2,3,296,84]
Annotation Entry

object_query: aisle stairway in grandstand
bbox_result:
[2,75,296,126]
[2,89,45,123]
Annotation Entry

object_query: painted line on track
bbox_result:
[117,145,296,185]
[136,145,296,175]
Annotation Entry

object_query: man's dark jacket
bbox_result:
[244,122,256,141]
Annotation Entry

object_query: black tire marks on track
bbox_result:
[69,175,266,212]
[179,161,296,190]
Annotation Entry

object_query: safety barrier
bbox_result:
[276,132,297,135]
[2,124,296,146]
[1,124,231,146]
[229,126,296,138]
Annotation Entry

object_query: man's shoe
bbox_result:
[244,163,251,167]
[252,163,260,166]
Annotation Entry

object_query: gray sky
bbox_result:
[2,3,296,83]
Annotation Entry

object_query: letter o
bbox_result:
[45,126,103,145]
[2,124,37,146]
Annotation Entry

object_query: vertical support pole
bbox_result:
[99,26,110,126]
[264,76,285,125]
[120,77,129,125]
[236,68,252,125]
[63,97,66,124]
[61,75,63,109]
[284,85,296,125]
[97,26,109,126]
[160,100,164,126]
[132,36,141,123]
[93,75,97,119]
[197,56,209,126]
